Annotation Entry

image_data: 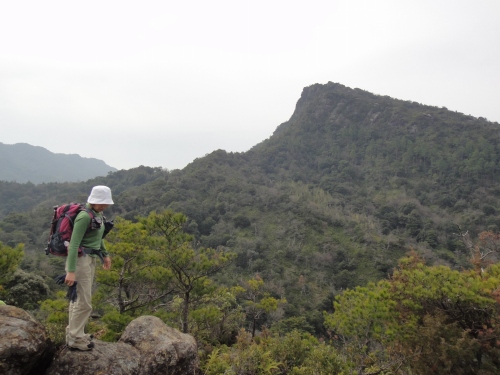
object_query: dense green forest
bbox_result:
[2,82,500,374]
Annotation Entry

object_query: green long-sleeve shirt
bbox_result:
[66,203,109,272]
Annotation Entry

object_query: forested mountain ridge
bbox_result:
[255,82,500,186]
[0,142,117,183]
[2,82,500,335]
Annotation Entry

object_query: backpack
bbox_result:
[45,203,98,256]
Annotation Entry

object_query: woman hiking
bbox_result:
[64,185,113,351]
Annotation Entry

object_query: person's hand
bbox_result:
[103,256,112,270]
[65,272,76,286]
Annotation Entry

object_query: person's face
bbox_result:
[92,204,110,212]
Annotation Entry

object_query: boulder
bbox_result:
[119,316,199,375]
[46,341,140,375]
[1,308,199,375]
[0,305,52,375]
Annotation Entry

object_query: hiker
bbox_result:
[64,185,114,351]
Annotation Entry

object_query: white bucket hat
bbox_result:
[87,185,114,204]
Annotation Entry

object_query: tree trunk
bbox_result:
[182,291,189,333]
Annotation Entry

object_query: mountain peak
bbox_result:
[0,142,117,184]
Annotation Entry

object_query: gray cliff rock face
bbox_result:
[0,305,52,375]
[119,315,199,375]
[0,306,199,375]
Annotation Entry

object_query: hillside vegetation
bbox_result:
[2,82,500,373]
[2,81,500,298]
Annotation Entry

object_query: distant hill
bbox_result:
[0,143,117,183]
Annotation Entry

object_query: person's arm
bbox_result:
[100,237,111,270]
[103,255,112,270]
[65,212,91,285]
[100,238,108,256]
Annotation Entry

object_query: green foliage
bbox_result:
[325,252,500,374]
[37,291,69,345]
[100,309,136,341]
[3,269,50,310]
[267,330,322,373]
[141,210,236,333]
[0,242,24,296]
[203,330,281,375]
[0,242,24,299]
[95,216,173,316]
[270,316,315,335]
[185,286,245,346]
[241,276,287,337]
[95,210,236,339]
[5,82,500,369]
[202,329,349,375]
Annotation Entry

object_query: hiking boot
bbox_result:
[66,326,94,341]
[68,337,95,351]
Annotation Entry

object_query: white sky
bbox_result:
[1,0,499,171]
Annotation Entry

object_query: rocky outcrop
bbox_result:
[0,305,53,375]
[119,316,199,375]
[46,341,140,375]
[0,305,199,375]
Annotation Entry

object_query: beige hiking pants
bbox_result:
[66,254,96,341]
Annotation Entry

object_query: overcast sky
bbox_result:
[1,0,499,171]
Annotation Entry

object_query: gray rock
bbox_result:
[119,316,199,375]
[1,308,199,375]
[46,341,140,375]
[0,305,51,375]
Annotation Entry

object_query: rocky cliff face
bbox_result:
[0,305,198,375]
